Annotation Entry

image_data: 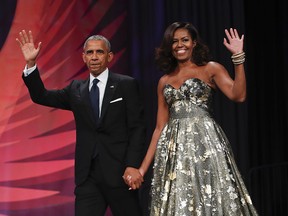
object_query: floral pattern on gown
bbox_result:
[150,78,258,216]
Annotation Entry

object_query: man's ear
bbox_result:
[82,52,86,63]
[108,52,114,62]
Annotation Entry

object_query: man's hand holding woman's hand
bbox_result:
[122,167,144,190]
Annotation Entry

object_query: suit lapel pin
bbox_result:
[110,85,115,88]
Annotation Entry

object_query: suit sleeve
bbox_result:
[123,78,146,168]
[22,67,72,110]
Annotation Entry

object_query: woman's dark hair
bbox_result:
[155,22,211,74]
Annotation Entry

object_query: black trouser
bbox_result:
[74,158,143,216]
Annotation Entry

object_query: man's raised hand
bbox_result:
[16,30,42,68]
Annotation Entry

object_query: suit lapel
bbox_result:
[99,72,118,123]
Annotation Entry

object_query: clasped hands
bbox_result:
[122,167,144,190]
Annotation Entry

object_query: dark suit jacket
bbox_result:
[23,68,146,187]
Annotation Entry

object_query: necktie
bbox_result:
[90,79,100,122]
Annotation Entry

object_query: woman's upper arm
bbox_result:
[155,77,169,130]
[209,62,246,102]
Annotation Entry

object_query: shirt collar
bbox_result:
[89,68,109,87]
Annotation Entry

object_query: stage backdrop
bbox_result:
[0,0,129,215]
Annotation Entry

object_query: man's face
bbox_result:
[82,40,113,77]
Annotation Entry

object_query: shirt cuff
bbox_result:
[23,64,37,77]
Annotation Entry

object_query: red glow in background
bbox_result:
[0,0,128,215]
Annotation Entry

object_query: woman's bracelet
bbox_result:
[231,51,245,65]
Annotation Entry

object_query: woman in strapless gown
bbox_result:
[125,22,258,215]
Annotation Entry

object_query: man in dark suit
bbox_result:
[17,30,146,216]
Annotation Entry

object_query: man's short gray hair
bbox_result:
[83,35,111,52]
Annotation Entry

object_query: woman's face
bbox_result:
[171,28,195,63]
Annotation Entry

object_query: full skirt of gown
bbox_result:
[149,78,258,216]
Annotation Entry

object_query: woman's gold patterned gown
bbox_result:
[150,78,258,216]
